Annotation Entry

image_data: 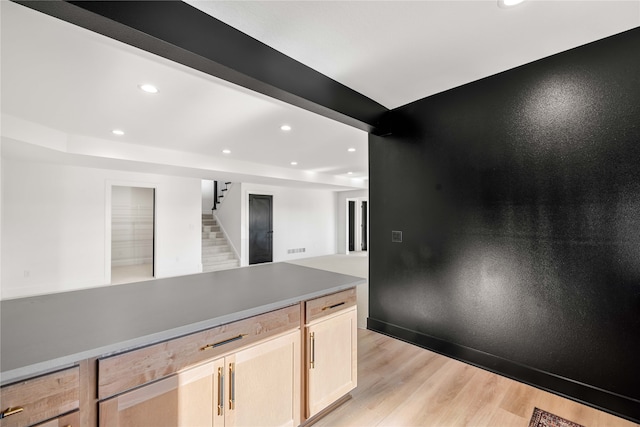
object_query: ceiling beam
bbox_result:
[15,0,388,134]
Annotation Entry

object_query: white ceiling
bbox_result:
[1,1,368,190]
[188,0,640,110]
[2,1,639,190]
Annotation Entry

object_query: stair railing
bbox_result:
[212,181,232,211]
[212,181,218,212]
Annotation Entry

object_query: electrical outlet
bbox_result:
[391,231,403,243]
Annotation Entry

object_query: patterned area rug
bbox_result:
[528,407,585,427]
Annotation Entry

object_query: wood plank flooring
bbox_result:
[314,329,639,427]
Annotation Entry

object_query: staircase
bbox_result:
[202,214,239,272]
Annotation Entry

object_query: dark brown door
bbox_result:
[249,194,273,264]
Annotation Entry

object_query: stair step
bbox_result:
[203,253,235,263]
[202,242,227,249]
[202,238,226,246]
[201,215,237,271]
[202,245,230,254]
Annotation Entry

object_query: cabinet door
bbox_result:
[226,331,300,427]
[99,362,216,427]
[307,308,357,418]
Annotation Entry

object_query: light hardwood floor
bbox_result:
[314,329,639,427]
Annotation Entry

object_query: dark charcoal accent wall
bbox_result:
[369,27,640,422]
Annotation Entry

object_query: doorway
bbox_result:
[361,201,368,251]
[111,186,155,284]
[348,201,356,252]
[347,198,368,253]
[249,194,273,265]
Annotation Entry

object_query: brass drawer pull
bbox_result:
[0,406,24,419]
[322,301,345,311]
[217,367,224,416]
[201,334,248,351]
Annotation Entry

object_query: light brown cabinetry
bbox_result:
[1,287,357,427]
[98,306,301,427]
[98,305,300,400]
[304,289,357,419]
[214,331,300,427]
[99,361,216,427]
[0,367,79,427]
[32,411,79,427]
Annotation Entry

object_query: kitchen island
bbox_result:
[0,262,364,426]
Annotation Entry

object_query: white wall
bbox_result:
[201,180,214,215]
[239,184,337,266]
[1,156,202,299]
[336,190,368,254]
[213,182,241,259]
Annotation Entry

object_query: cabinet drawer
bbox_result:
[33,410,79,427]
[98,304,300,399]
[0,367,79,427]
[305,288,356,324]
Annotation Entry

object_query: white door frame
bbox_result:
[105,180,158,284]
[346,197,368,253]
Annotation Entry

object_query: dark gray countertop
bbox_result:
[0,262,365,385]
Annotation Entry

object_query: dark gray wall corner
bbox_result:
[369,27,640,422]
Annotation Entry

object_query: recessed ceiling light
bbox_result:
[347,148,356,152]
[290,161,298,166]
[498,0,525,8]
[112,129,125,136]
[222,149,231,154]
[139,83,159,94]
[348,172,354,175]
[281,125,292,132]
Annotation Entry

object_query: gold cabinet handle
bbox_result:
[229,362,236,410]
[217,366,224,416]
[322,301,345,311]
[201,334,248,351]
[310,332,315,369]
[0,406,24,419]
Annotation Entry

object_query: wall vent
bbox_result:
[287,248,306,254]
